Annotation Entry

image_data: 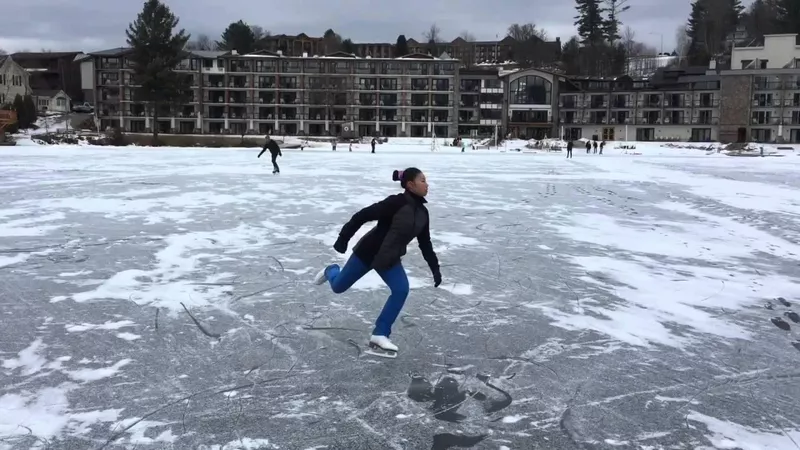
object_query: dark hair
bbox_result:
[392,167,422,189]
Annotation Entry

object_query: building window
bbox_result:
[57,97,66,107]
[691,128,712,142]
[751,128,772,143]
[509,75,551,105]
[752,110,771,125]
[38,98,49,107]
[635,128,654,141]
[790,129,800,143]
[12,75,22,86]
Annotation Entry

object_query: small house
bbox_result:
[33,89,71,113]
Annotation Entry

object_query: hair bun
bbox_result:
[392,170,403,182]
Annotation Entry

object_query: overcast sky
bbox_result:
[0,0,723,54]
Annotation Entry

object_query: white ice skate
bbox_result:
[365,335,398,359]
[313,266,329,285]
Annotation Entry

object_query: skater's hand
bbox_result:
[433,271,442,287]
[333,238,347,254]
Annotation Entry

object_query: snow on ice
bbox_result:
[0,139,799,449]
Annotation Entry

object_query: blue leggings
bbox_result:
[325,254,409,337]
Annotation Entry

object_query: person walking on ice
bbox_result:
[313,167,442,358]
[257,135,282,174]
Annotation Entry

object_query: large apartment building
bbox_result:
[90,48,459,138]
[717,33,800,143]
[558,67,721,142]
[86,33,800,143]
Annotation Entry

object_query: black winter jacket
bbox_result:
[258,140,282,158]
[337,192,440,275]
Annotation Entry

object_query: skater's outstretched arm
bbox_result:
[257,148,266,158]
[417,222,441,286]
[338,194,405,244]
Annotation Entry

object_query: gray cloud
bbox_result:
[0,0,696,53]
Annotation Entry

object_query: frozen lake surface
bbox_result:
[1,143,800,449]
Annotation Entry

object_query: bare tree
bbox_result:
[620,26,658,57]
[459,31,476,42]
[506,23,551,67]
[250,26,269,41]
[621,26,637,55]
[674,24,690,57]
[423,23,443,43]
[507,23,548,42]
[186,34,215,51]
[423,23,443,56]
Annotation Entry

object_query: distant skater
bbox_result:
[592,140,598,154]
[257,135,282,174]
[585,141,591,154]
[566,140,573,158]
[313,168,442,358]
[371,137,377,153]
[600,141,605,155]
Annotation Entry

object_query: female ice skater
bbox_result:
[313,167,442,358]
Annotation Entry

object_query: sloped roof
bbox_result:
[88,47,133,57]
[325,51,356,58]
[33,89,68,98]
[187,50,228,58]
[398,52,435,59]
[11,52,81,60]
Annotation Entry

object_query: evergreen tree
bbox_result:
[125,0,190,144]
[773,0,800,33]
[574,0,607,46]
[686,0,712,65]
[686,0,743,66]
[12,95,26,128]
[341,39,355,54]
[742,0,780,41]
[323,29,342,54]
[218,20,256,54]
[561,36,582,74]
[395,35,409,57]
[23,95,37,128]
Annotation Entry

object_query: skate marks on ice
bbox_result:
[766,297,800,352]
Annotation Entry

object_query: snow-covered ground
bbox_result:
[1,141,800,449]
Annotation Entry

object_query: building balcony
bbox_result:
[201,66,226,74]
[693,100,719,107]
[692,117,719,125]
[662,117,691,125]
[751,117,784,125]
[753,82,783,90]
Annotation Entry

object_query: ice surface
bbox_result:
[1,141,799,449]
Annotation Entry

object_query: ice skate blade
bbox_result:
[364,348,397,359]
[365,342,397,359]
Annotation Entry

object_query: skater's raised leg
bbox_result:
[373,262,410,339]
[314,253,369,293]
